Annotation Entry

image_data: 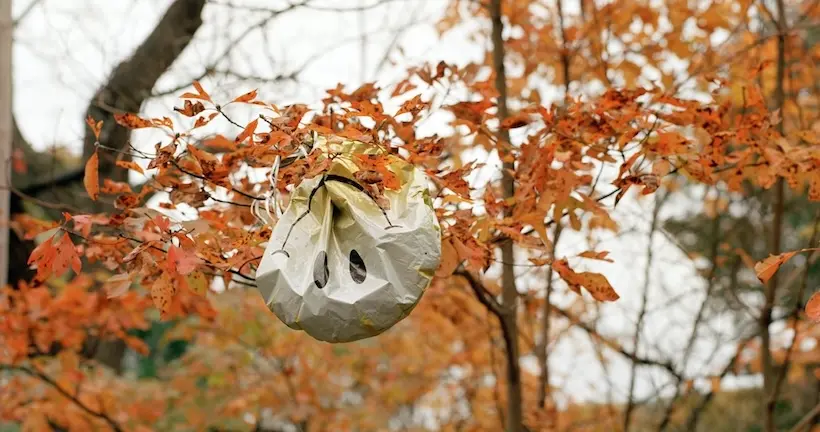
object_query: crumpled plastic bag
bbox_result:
[255,135,441,343]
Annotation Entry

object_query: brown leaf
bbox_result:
[180,80,213,103]
[236,119,258,145]
[436,238,460,277]
[754,251,798,283]
[84,151,100,200]
[174,100,206,117]
[116,160,144,174]
[806,291,820,322]
[193,112,218,129]
[578,251,614,262]
[85,116,103,140]
[202,134,237,151]
[500,112,535,129]
[114,112,154,129]
[168,244,201,276]
[151,278,177,318]
[105,273,133,298]
[232,89,258,104]
[576,272,620,302]
[396,94,425,117]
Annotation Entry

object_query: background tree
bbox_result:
[2,0,819,431]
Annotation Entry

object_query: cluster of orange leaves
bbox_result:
[4,0,820,428]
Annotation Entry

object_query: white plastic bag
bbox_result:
[255,135,441,343]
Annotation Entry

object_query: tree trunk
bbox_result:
[0,0,12,290]
[9,0,207,372]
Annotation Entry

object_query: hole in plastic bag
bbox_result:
[313,251,329,288]
[349,249,367,284]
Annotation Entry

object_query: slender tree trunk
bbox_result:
[488,0,522,430]
[0,0,11,290]
[624,193,663,430]
[537,224,561,409]
[763,0,788,430]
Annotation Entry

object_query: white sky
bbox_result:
[11,0,766,407]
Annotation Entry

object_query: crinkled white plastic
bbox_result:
[255,135,441,343]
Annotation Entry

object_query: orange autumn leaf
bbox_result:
[174,99,206,117]
[85,115,103,140]
[84,150,100,201]
[353,154,400,190]
[104,273,133,298]
[167,244,200,276]
[193,112,219,129]
[578,251,614,263]
[235,119,258,145]
[28,234,58,280]
[114,112,154,129]
[500,112,535,129]
[231,89,258,104]
[151,278,177,317]
[754,250,808,283]
[806,291,820,322]
[436,237,460,277]
[51,233,82,278]
[180,80,213,102]
[552,258,619,302]
[115,160,144,175]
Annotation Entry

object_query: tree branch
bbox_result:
[2,365,123,432]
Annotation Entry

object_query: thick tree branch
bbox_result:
[83,0,206,185]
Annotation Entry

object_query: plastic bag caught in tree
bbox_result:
[256,135,441,343]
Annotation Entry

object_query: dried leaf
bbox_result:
[236,119,258,145]
[806,291,820,322]
[116,160,144,174]
[174,100,206,117]
[85,116,103,140]
[232,89,258,104]
[754,251,799,283]
[84,151,100,201]
[114,112,154,129]
[180,80,213,102]
[168,244,200,276]
[105,273,133,298]
[185,270,209,295]
[436,238,460,277]
[500,112,535,129]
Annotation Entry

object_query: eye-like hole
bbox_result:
[313,251,329,289]
[349,249,367,284]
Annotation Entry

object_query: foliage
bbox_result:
[3,0,820,430]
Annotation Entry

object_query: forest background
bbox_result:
[1,0,820,431]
